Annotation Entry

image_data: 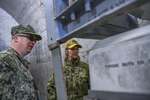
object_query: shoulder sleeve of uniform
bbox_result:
[47,73,57,100]
[80,61,89,68]
[0,53,18,71]
[0,53,10,68]
[0,54,16,99]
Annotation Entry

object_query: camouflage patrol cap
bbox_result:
[65,39,82,49]
[11,24,42,41]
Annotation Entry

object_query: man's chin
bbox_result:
[72,56,78,59]
[27,50,31,54]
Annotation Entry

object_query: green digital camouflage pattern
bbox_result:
[0,48,37,100]
[11,24,42,41]
[48,57,89,100]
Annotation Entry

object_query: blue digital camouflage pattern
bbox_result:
[48,57,89,100]
[0,48,37,100]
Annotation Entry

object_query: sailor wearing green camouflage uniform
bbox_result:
[48,39,89,100]
[0,25,42,100]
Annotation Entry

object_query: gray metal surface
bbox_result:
[51,47,67,100]
[88,90,150,100]
[89,25,150,97]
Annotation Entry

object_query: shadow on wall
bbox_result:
[0,7,18,51]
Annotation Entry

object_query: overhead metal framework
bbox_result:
[46,0,150,99]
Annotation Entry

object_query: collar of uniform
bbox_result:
[8,47,30,68]
[64,56,80,67]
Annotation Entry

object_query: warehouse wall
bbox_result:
[0,8,18,51]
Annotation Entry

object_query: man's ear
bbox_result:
[12,35,19,42]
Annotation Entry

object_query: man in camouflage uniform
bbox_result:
[48,39,89,100]
[0,25,42,100]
